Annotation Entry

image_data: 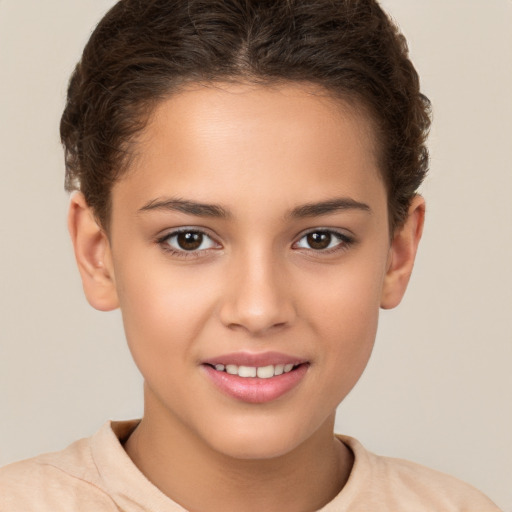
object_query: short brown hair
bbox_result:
[61,0,431,231]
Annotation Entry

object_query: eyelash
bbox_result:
[293,229,355,255]
[156,228,220,259]
[156,228,355,259]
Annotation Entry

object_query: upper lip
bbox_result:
[203,351,308,367]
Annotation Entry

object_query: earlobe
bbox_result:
[68,192,119,312]
[380,195,425,310]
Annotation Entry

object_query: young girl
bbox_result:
[0,1,503,510]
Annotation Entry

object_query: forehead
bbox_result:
[114,82,385,217]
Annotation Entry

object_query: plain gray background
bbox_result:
[0,1,511,509]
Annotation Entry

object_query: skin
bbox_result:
[68,82,424,512]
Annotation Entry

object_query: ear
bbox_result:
[68,192,119,311]
[380,195,425,309]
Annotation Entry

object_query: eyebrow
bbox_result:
[138,198,230,218]
[138,196,371,219]
[288,198,371,218]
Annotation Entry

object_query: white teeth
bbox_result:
[226,364,238,375]
[256,365,274,379]
[238,365,257,378]
[212,363,299,378]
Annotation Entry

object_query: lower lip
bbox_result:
[203,364,309,404]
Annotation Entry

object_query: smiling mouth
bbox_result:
[206,363,302,379]
[203,358,309,403]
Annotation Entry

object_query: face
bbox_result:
[81,83,411,459]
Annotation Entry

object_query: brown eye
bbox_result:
[294,230,352,252]
[176,231,204,250]
[161,230,218,253]
[306,232,332,250]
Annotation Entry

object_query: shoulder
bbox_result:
[0,432,118,512]
[332,436,502,512]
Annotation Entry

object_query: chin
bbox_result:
[212,433,299,460]
[199,413,322,461]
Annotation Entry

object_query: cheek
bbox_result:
[315,287,379,363]
[303,251,385,326]
[114,261,219,371]
[300,257,385,392]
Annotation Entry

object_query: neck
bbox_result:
[124,387,353,512]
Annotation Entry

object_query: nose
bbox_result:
[218,249,296,336]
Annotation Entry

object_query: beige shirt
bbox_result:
[0,420,501,511]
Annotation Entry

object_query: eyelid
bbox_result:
[156,226,222,256]
[154,226,354,258]
[292,227,355,252]
[156,225,219,241]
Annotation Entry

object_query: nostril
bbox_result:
[225,318,291,336]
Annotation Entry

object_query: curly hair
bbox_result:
[61,0,431,231]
